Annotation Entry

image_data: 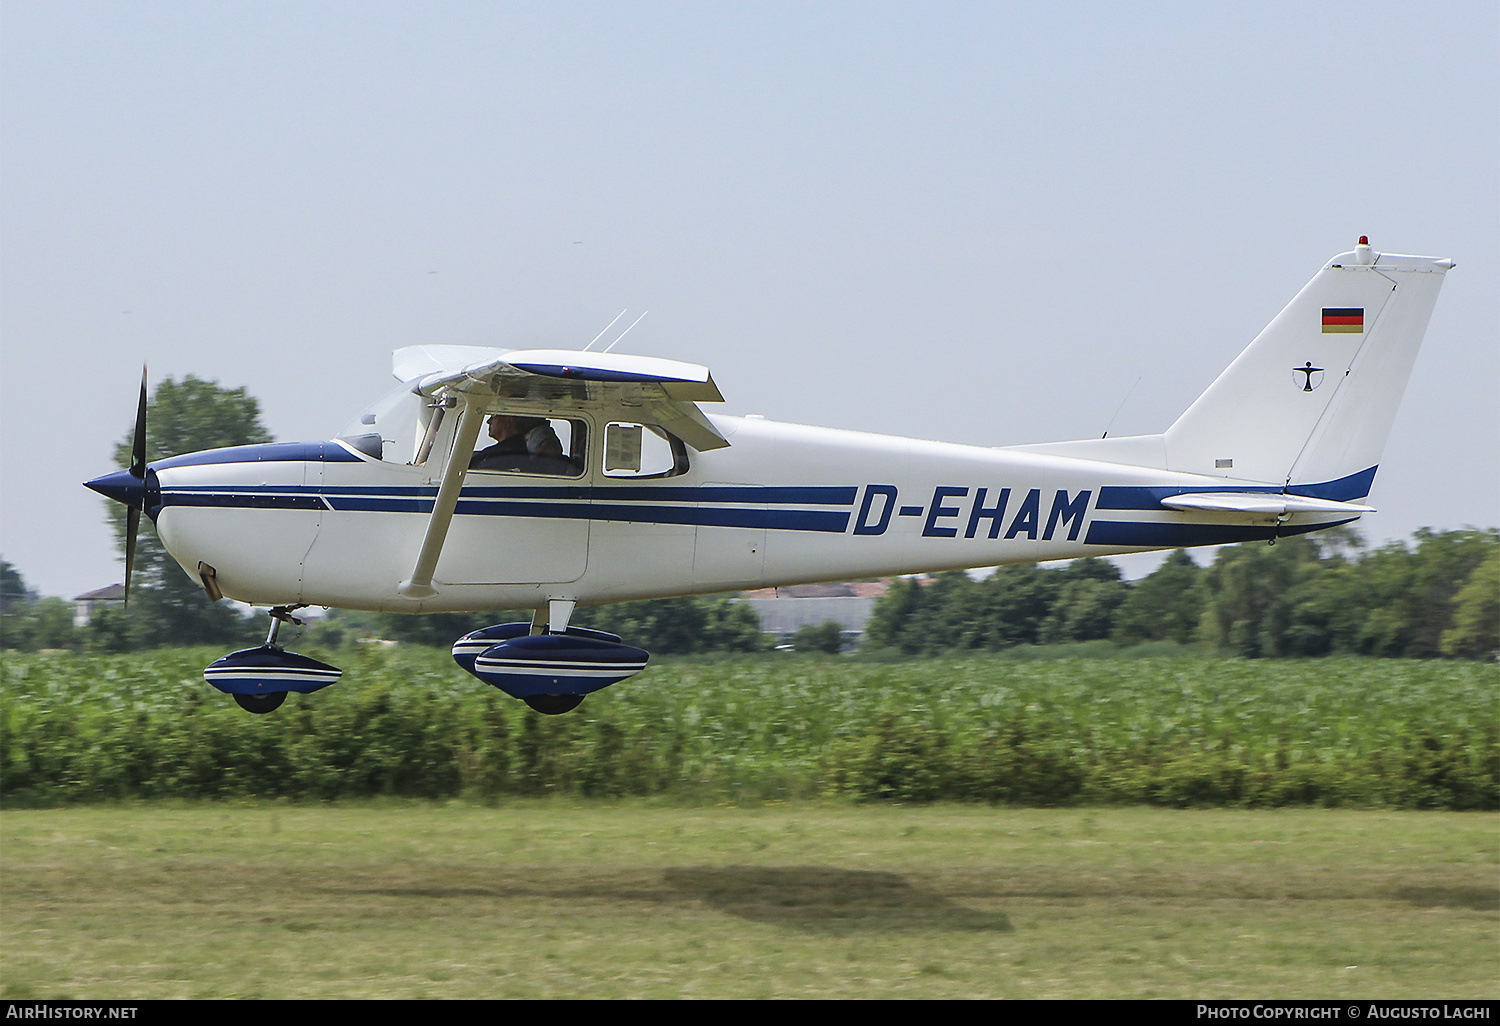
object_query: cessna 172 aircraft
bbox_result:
[87,239,1451,714]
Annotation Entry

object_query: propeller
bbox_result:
[124,365,148,606]
[84,365,150,607]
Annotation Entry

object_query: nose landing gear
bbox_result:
[203,605,343,714]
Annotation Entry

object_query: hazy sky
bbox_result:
[3,1,1496,599]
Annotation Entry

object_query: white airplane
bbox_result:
[87,238,1452,714]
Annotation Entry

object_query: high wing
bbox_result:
[392,344,727,600]
[392,344,727,452]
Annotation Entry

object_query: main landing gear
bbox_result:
[450,600,651,715]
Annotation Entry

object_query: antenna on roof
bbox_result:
[1101,375,1142,439]
[603,310,648,353]
[582,309,628,351]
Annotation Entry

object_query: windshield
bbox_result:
[337,385,434,463]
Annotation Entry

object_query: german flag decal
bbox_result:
[1322,307,1364,333]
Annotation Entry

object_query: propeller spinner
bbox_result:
[83,366,150,606]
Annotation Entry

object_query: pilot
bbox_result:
[470,414,563,468]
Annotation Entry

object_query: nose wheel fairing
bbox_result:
[203,606,343,709]
[203,645,343,696]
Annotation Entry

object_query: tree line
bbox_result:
[862,527,1498,660]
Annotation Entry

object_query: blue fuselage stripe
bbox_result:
[1283,466,1378,502]
[1096,466,1378,510]
[160,484,853,532]
[314,484,856,504]
[160,493,327,511]
[321,495,851,532]
[576,503,849,532]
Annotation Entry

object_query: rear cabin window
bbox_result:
[602,422,688,478]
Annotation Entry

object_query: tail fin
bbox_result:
[1162,240,1452,499]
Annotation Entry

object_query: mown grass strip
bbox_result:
[1,803,1494,999]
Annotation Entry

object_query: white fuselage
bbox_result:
[151,412,1359,614]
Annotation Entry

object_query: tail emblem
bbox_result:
[1294,362,1325,392]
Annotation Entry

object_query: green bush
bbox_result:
[2,648,1494,809]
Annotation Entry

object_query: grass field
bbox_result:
[1,802,1494,999]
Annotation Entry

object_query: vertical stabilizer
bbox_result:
[1162,241,1451,499]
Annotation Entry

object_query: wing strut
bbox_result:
[398,397,487,600]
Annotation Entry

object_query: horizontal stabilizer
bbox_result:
[1160,492,1375,515]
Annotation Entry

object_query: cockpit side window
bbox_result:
[468,413,588,478]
